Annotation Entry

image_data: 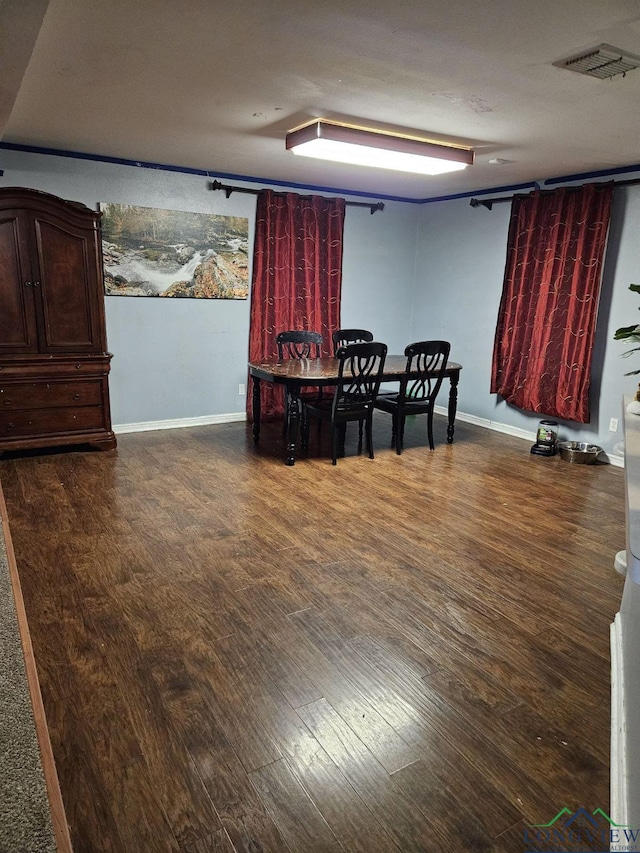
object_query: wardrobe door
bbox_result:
[31,211,104,353]
[0,209,38,352]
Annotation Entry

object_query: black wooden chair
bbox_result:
[276,330,323,361]
[276,330,323,435]
[375,340,451,454]
[331,330,374,445]
[332,328,374,354]
[302,341,388,464]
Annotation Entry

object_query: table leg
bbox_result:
[447,372,459,444]
[286,385,301,466]
[252,376,261,443]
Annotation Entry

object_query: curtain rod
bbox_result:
[209,180,384,214]
[469,177,640,210]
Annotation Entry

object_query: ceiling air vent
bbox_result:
[554,44,640,79]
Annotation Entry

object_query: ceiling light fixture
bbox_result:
[285,120,474,176]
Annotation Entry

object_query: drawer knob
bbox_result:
[6,423,14,431]
[3,401,11,406]
[73,394,80,400]
[75,364,81,369]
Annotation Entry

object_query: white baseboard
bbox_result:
[433,405,537,443]
[433,404,624,466]
[113,406,625,467]
[113,412,247,434]
[611,614,628,827]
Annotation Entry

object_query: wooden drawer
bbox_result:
[0,355,112,380]
[0,407,105,438]
[0,381,103,410]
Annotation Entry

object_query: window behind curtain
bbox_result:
[491,183,613,423]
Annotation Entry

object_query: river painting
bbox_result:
[100,203,249,298]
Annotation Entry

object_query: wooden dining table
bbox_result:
[248,355,462,465]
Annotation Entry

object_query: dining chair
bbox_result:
[276,330,323,361]
[375,340,451,454]
[276,330,324,435]
[332,328,374,354]
[331,329,374,446]
[302,341,388,464]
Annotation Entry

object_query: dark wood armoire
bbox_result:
[0,187,116,454]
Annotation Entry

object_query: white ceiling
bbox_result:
[4,0,640,201]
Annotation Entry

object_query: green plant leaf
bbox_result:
[614,286,640,374]
[614,324,640,340]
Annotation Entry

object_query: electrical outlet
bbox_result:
[609,417,619,432]
[238,383,246,396]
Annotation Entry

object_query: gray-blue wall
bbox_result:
[414,184,640,455]
[3,145,640,454]
[0,148,417,428]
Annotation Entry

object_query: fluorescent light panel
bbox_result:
[286,121,474,175]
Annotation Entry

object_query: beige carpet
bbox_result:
[0,522,56,853]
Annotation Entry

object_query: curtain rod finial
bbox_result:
[470,198,493,210]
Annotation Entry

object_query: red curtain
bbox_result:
[491,182,613,423]
[248,189,345,419]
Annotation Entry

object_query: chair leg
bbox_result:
[283,393,289,436]
[366,414,374,459]
[427,407,435,450]
[358,420,364,452]
[395,414,404,455]
[331,423,338,465]
[338,423,347,457]
[390,413,397,448]
[304,405,311,445]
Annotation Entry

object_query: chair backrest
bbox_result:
[333,342,388,415]
[276,330,323,360]
[332,328,374,355]
[403,340,451,402]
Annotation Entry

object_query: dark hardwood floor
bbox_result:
[0,413,625,852]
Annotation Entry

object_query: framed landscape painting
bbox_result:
[100,203,249,298]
